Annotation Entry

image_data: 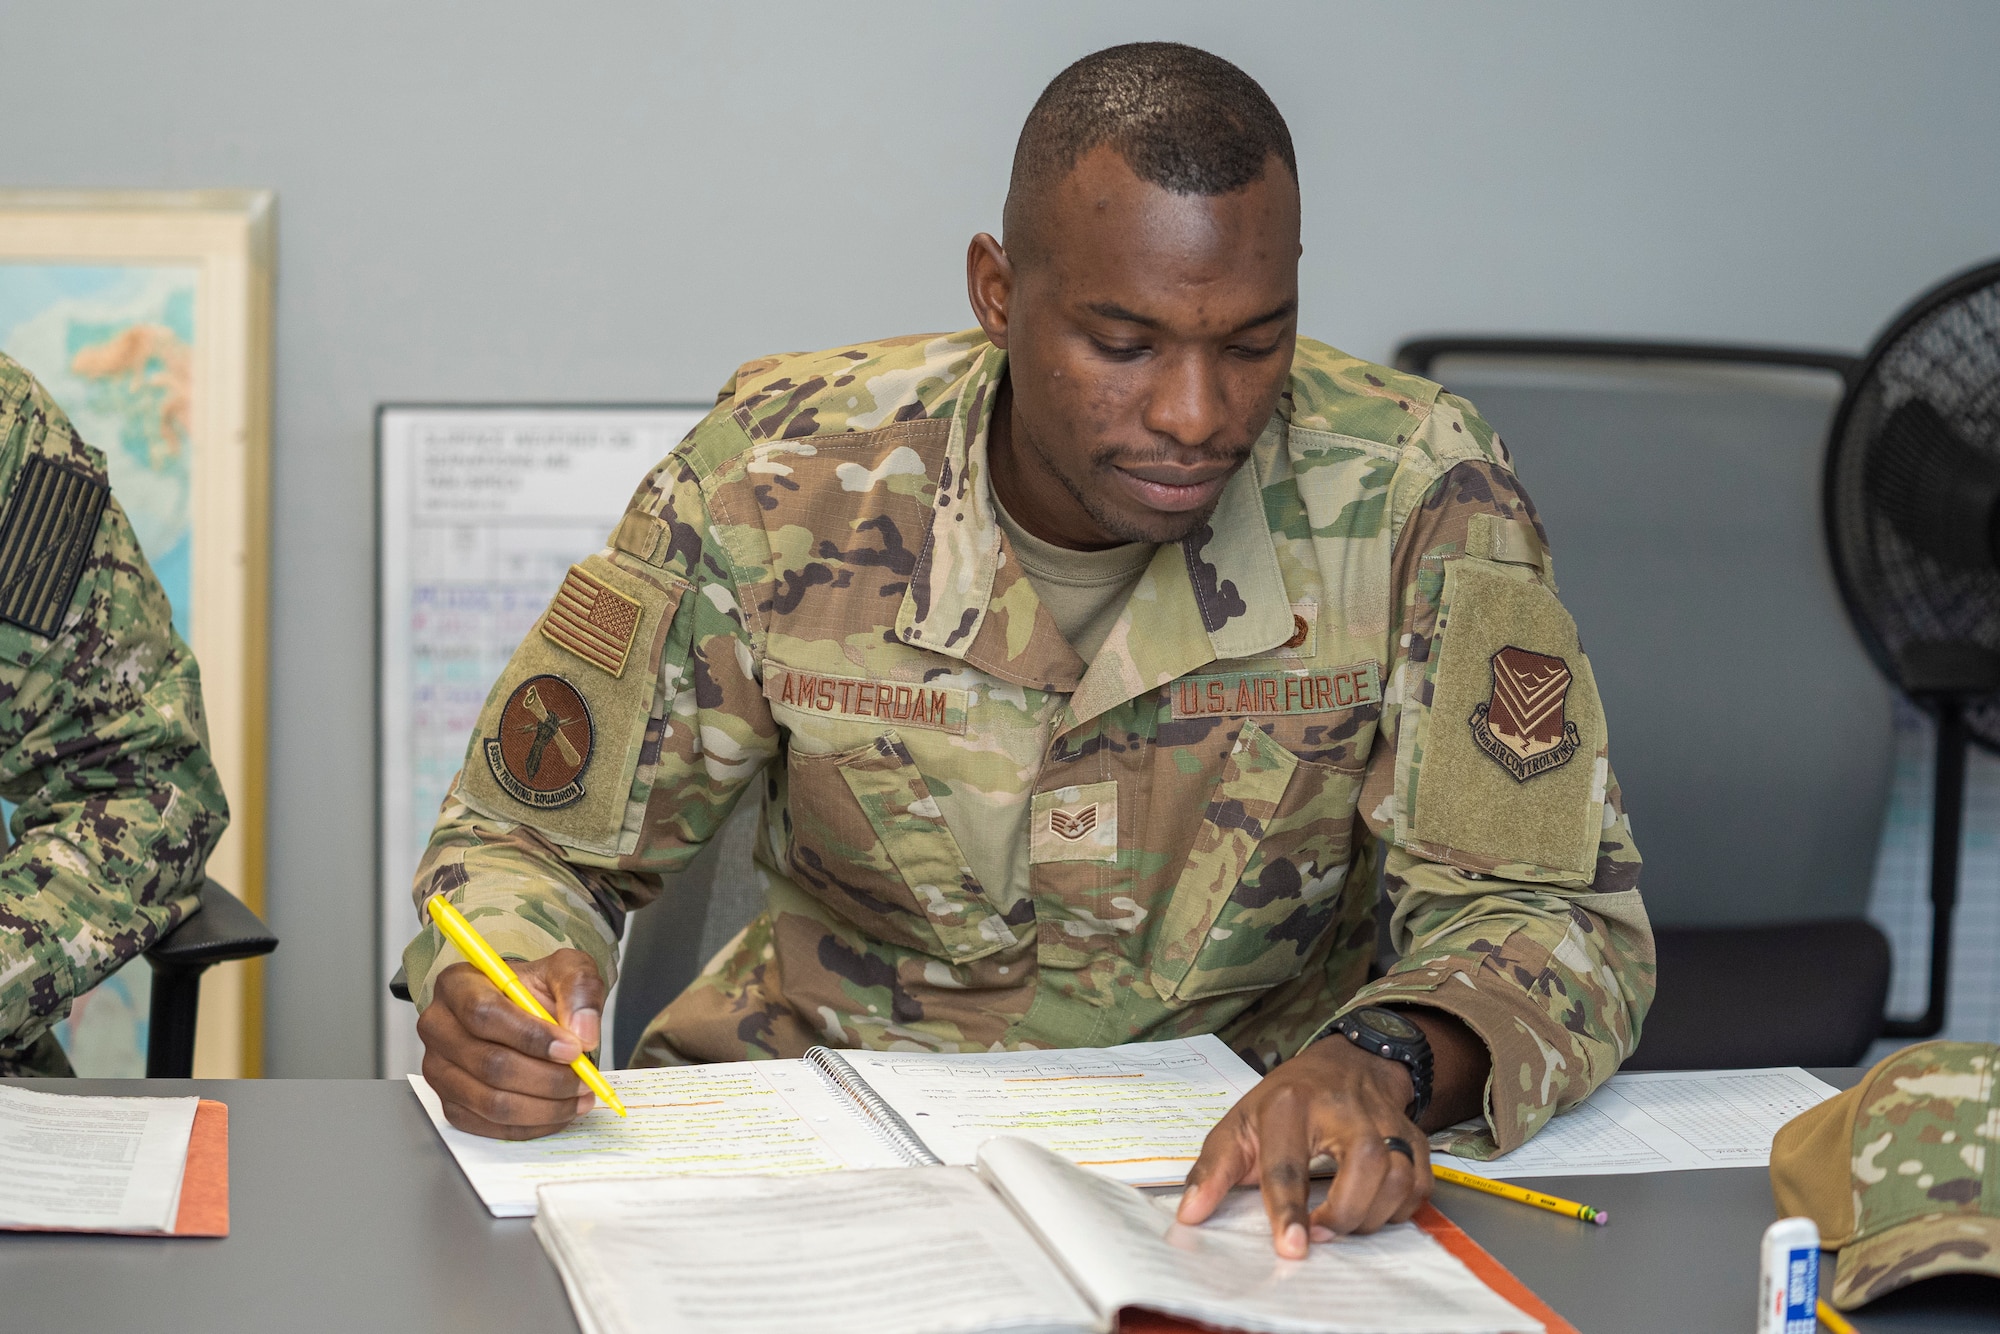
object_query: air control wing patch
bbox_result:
[1469,645,1580,781]
[0,456,108,639]
[485,674,594,809]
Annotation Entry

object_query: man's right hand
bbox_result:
[416,947,607,1140]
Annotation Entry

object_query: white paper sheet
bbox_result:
[833,1035,1262,1186]
[983,1138,1541,1334]
[1432,1066,1843,1178]
[410,1061,908,1216]
[534,1167,1100,1334]
[0,1083,199,1231]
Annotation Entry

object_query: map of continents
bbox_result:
[0,262,199,1075]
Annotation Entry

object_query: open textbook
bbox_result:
[534,1136,1546,1334]
[1432,1066,1842,1179]
[412,1035,1263,1217]
[0,1083,200,1232]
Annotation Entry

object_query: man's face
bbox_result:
[973,146,1301,548]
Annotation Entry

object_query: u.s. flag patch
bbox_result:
[0,456,108,639]
[540,564,643,677]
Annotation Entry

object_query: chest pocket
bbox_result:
[782,730,1020,961]
[1150,720,1362,1004]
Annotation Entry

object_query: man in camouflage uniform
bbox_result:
[0,353,231,1076]
[409,43,1652,1250]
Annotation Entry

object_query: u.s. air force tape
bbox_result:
[0,456,108,639]
[1170,663,1381,719]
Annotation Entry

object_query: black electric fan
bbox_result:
[1825,257,2000,1038]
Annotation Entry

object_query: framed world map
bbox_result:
[0,191,272,1077]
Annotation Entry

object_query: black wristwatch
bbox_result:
[1329,1007,1434,1122]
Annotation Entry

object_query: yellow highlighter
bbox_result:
[425,895,628,1118]
[1431,1164,1607,1225]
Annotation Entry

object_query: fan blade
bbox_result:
[1864,398,2000,570]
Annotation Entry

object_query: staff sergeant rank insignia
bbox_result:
[1470,645,1580,782]
[486,674,595,808]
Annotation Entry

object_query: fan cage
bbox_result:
[1822,258,2000,753]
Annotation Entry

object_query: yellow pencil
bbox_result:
[425,895,628,1118]
[1431,1164,1607,1225]
[1815,1299,1857,1334]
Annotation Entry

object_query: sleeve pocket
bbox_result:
[456,551,687,858]
[1398,556,1605,880]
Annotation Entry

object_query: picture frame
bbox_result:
[0,190,273,1077]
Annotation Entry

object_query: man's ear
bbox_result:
[966,233,1013,349]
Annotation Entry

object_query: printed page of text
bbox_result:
[838,1035,1262,1186]
[534,1167,1100,1334]
[981,1137,1540,1334]
[1432,1066,1842,1178]
[411,1061,906,1216]
[0,1084,199,1231]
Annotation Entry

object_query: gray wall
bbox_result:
[5,1,1998,1076]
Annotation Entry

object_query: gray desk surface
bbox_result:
[3,1070,1996,1333]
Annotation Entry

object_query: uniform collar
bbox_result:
[895,337,1295,720]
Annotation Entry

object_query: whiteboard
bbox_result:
[377,404,709,1077]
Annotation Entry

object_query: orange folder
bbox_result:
[169,1098,230,1237]
[1,1097,228,1238]
[1116,1203,1577,1334]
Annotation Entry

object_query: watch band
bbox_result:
[1331,1006,1434,1122]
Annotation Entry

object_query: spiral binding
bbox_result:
[805,1047,943,1167]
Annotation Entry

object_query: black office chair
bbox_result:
[1393,338,1894,1069]
[142,879,278,1078]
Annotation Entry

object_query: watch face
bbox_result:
[1359,1007,1423,1042]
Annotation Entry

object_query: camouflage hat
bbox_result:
[1770,1041,1999,1309]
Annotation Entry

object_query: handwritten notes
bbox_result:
[411,1061,905,1217]
[836,1034,1262,1186]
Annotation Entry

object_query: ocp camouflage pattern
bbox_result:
[407,331,1653,1155]
[0,353,230,1076]
[1773,1040,2000,1308]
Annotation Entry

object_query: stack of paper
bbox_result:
[1433,1067,1842,1178]
[0,1082,202,1233]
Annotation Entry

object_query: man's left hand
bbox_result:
[1176,1035,1429,1257]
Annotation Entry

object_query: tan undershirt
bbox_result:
[992,490,1156,663]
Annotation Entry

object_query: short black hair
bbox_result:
[1004,42,1295,252]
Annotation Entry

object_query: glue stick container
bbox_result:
[1757,1217,1821,1334]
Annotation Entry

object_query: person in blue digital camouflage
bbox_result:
[407,41,1654,1255]
[0,352,229,1077]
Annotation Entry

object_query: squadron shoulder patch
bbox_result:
[0,456,108,638]
[1469,646,1580,781]
[541,564,643,676]
[485,675,595,809]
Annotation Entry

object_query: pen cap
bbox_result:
[1769,1041,2000,1310]
[1757,1217,1820,1334]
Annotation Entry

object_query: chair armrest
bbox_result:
[146,879,278,972]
